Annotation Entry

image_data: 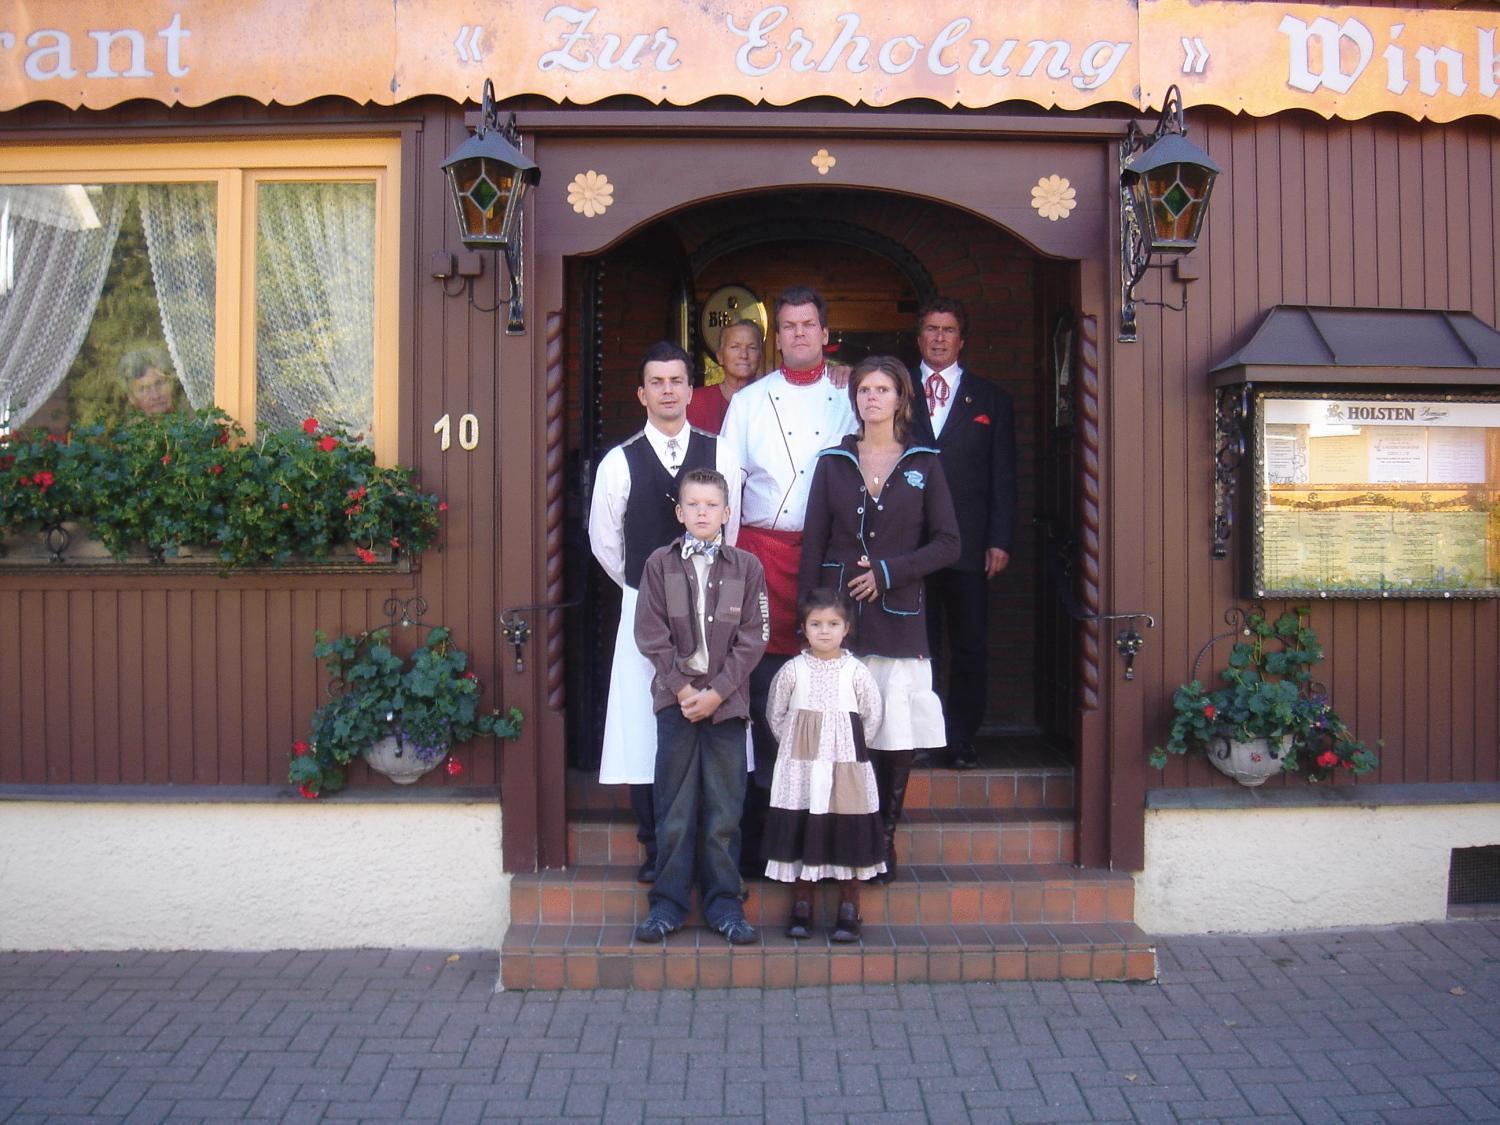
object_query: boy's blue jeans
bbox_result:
[648,707,748,929]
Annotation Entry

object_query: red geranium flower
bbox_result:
[0,454,13,470]
[209,464,224,476]
[280,502,290,509]
[463,671,477,680]
[292,740,310,756]
[31,470,54,491]
[355,546,377,564]
[438,501,448,512]
[390,537,400,548]
[302,417,319,434]
[445,758,464,777]
[317,435,339,453]
[298,784,319,799]
[1202,704,1216,720]
[161,454,172,464]
[214,427,230,446]
[1316,750,1339,769]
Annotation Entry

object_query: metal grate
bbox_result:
[1447,846,1500,906]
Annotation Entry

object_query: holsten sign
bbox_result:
[1,0,1497,121]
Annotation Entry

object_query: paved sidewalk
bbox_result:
[1,920,1497,1123]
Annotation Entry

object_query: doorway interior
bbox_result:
[559,188,1081,774]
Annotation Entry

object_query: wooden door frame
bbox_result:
[500,109,1143,873]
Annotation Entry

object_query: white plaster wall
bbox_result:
[0,802,508,950]
[1137,803,1499,933]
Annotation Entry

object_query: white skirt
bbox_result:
[597,586,657,785]
[862,655,946,751]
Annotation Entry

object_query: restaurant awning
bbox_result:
[1210,306,1500,387]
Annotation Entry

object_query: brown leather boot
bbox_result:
[831,882,862,943]
[787,880,813,939]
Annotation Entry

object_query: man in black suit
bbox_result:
[907,297,1017,770]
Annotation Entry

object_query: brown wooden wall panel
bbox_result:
[1139,109,1500,794]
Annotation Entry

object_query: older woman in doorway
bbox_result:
[796,355,960,891]
[687,318,763,434]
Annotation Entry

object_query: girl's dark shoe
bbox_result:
[830,901,862,943]
[786,898,812,939]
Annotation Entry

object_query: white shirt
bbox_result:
[587,420,740,590]
[919,361,963,438]
[718,370,857,532]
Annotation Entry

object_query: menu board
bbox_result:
[1253,395,1500,597]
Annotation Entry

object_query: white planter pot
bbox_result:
[363,735,446,785]
[1206,734,1292,787]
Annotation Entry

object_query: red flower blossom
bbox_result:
[302,417,319,434]
[355,546,377,564]
[299,784,319,799]
[390,537,400,548]
[346,486,366,500]
[31,470,54,491]
[438,501,448,512]
[292,740,310,756]
[0,454,13,470]
[161,454,172,464]
[463,671,477,680]
[1316,750,1339,769]
[17,475,30,486]
[280,502,290,509]
[445,758,464,777]
[317,435,338,453]
[1202,704,1216,720]
[214,427,230,446]
[209,464,224,476]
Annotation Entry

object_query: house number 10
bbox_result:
[433,413,480,451]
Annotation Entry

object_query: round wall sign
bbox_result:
[698,284,768,354]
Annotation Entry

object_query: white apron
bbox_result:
[598,585,658,785]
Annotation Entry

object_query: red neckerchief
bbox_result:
[781,362,826,387]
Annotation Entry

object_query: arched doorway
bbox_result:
[559,187,1080,775]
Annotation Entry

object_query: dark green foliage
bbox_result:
[0,407,441,568]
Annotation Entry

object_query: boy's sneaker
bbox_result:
[718,917,758,945]
[633,913,680,943]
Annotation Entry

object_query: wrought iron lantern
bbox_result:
[1119,85,1220,342]
[439,78,540,331]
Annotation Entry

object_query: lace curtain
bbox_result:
[0,185,126,430]
[0,178,375,435]
[139,183,218,411]
[254,182,376,436]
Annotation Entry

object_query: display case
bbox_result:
[1249,390,1500,597]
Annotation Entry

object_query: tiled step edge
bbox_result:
[569,806,1077,866]
[511,863,1135,926]
[500,921,1157,989]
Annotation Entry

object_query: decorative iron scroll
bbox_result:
[1213,383,1251,560]
[1075,313,1103,711]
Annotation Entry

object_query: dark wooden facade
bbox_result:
[3,93,1498,874]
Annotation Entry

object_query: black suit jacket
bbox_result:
[907,364,1017,573]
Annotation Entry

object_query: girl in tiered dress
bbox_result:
[762,589,886,942]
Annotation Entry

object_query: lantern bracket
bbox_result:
[1118,84,1218,343]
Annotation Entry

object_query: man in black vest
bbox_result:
[589,342,742,880]
[906,297,1017,770]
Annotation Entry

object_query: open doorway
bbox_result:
[561,188,1081,775]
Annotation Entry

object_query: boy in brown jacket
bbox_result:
[633,467,769,944]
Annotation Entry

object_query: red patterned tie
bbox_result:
[925,371,949,413]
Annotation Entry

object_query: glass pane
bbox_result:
[0,182,216,435]
[255,181,376,437]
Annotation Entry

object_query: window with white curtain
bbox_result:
[0,138,400,461]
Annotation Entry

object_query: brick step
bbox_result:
[500,920,1157,989]
[566,765,1074,812]
[510,863,1133,927]
[568,807,1076,867]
